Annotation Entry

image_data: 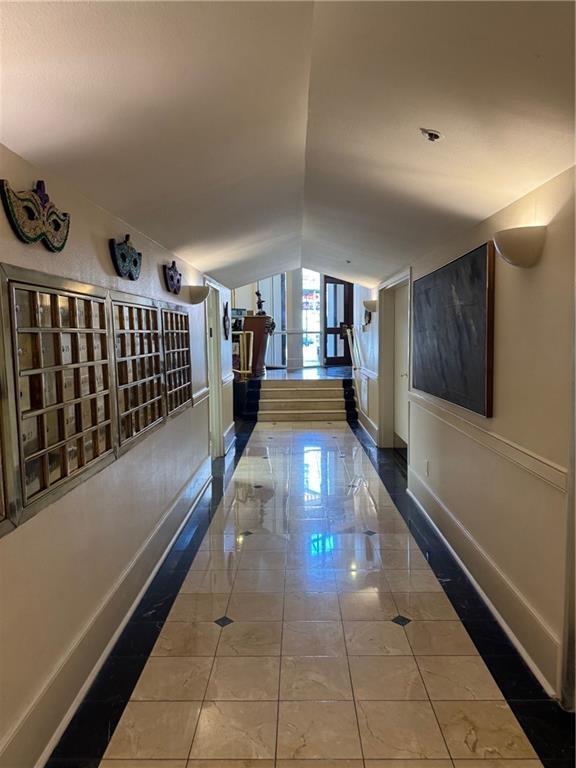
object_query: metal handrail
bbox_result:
[268,329,321,336]
[232,330,254,376]
[347,325,363,370]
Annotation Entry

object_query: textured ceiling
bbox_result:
[1,2,574,287]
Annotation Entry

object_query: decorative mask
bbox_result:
[109,234,142,281]
[164,260,182,294]
[0,179,70,252]
[223,301,231,340]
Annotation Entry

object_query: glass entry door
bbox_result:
[323,276,353,366]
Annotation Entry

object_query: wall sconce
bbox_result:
[493,226,547,268]
[362,299,377,330]
[188,285,210,304]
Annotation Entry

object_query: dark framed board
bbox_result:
[412,242,495,417]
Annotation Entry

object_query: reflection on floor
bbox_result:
[48,421,575,767]
[261,366,353,380]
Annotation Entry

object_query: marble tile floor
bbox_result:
[47,420,574,768]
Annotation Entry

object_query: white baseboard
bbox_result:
[357,410,378,445]
[0,456,212,768]
[354,412,377,445]
[223,421,236,454]
[406,472,558,698]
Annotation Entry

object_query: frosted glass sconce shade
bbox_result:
[493,226,547,268]
[188,286,210,304]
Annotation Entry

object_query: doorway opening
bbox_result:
[302,268,322,367]
[206,285,224,458]
[324,275,353,366]
[393,281,410,463]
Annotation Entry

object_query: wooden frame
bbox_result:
[323,275,353,366]
[411,242,495,417]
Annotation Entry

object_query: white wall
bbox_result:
[208,279,234,452]
[0,145,211,765]
[286,268,304,369]
[407,167,574,696]
[232,283,257,313]
[393,283,409,445]
[353,284,378,373]
[353,284,380,443]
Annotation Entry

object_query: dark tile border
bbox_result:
[46,417,574,766]
[46,419,255,766]
[349,420,575,766]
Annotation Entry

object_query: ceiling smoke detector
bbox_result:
[420,127,444,143]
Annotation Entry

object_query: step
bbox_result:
[259,379,349,389]
[257,410,348,422]
[258,398,346,412]
[258,387,344,400]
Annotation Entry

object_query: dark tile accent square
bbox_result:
[351,421,575,768]
[214,616,234,627]
[391,615,411,626]
[48,421,259,766]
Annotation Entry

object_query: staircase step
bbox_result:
[258,410,348,422]
[259,387,343,400]
[259,398,345,412]
[259,379,347,389]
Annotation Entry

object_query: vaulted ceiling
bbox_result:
[1,2,574,287]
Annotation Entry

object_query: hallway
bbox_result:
[49,421,572,766]
[0,3,574,764]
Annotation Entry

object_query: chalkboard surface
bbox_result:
[412,242,494,417]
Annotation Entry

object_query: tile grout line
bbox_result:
[87,421,571,765]
[341,422,456,764]
[346,420,563,764]
[105,422,257,765]
[183,422,260,763]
